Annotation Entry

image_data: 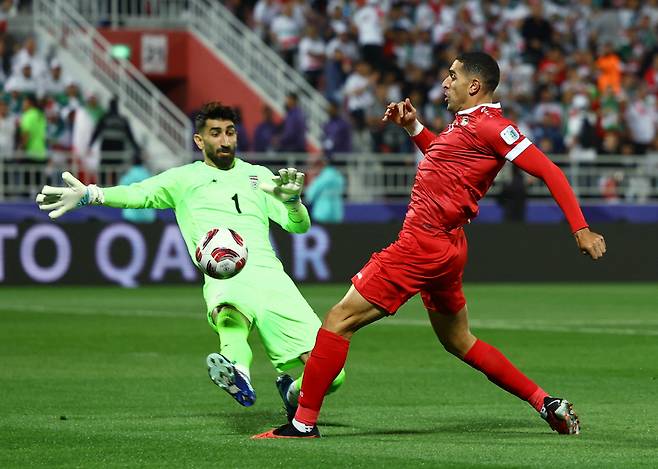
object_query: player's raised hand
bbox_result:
[260,167,305,206]
[35,171,104,219]
[382,98,417,127]
[574,228,606,260]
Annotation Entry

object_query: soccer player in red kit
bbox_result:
[254,52,606,439]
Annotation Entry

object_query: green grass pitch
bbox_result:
[1,284,657,467]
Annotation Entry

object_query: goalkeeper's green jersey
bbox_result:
[102,159,310,270]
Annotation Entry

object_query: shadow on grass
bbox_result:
[332,417,545,438]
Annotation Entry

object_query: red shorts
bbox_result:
[352,228,467,315]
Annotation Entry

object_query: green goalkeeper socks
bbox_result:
[214,306,253,373]
[290,368,346,403]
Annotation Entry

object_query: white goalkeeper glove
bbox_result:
[259,167,305,211]
[35,171,105,219]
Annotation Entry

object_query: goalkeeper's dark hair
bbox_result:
[455,51,500,94]
[194,102,238,132]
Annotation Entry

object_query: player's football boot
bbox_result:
[251,422,320,439]
[275,374,297,421]
[540,397,580,435]
[206,353,256,407]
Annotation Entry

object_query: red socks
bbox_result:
[295,328,350,426]
[295,333,548,428]
[463,339,547,412]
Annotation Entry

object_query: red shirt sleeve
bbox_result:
[478,118,531,161]
[411,127,437,154]
[512,145,589,233]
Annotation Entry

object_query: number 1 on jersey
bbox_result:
[232,193,242,213]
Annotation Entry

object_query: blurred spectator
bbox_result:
[322,99,351,155]
[596,42,622,95]
[599,171,623,202]
[323,22,355,102]
[343,61,375,131]
[0,34,12,86]
[305,154,345,223]
[4,61,39,95]
[520,2,552,66]
[18,93,46,193]
[42,59,67,98]
[253,105,277,153]
[233,107,250,153]
[327,1,347,33]
[642,53,658,94]
[253,0,279,41]
[532,113,565,154]
[118,153,156,223]
[411,30,433,72]
[0,0,18,33]
[270,2,301,67]
[326,22,358,63]
[0,98,15,156]
[276,92,306,152]
[45,98,72,184]
[624,84,657,154]
[19,93,46,162]
[72,92,104,184]
[565,94,597,162]
[352,0,385,69]
[89,96,139,174]
[532,86,562,127]
[61,79,83,108]
[298,25,325,89]
[11,36,46,81]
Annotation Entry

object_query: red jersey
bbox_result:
[404,103,531,233]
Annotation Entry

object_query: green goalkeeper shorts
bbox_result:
[203,265,321,372]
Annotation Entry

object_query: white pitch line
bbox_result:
[375,318,658,336]
[2,304,658,336]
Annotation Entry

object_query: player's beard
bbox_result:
[205,145,236,170]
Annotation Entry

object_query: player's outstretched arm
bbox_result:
[260,167,310,233]
[382,98,436,153]
[511,147,606,260]
[35,172,104,219]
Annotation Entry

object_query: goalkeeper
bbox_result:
[35,102,345,416]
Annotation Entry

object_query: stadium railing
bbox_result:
[2,151,656,203]
[69,0,330,150]
[33,0,193,166]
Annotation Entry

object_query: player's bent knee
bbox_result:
[322,304,354,335]
[440,332,476,358]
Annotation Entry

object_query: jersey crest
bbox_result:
[249,175,259,189]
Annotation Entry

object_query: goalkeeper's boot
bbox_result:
[206,353,256,407]
[275,374,297,421]
[252,422,320,439]
[540,397,580,434]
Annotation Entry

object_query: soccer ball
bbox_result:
[195,227,248,279]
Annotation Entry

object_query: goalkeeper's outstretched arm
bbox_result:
[36,171,177,219]
[260,167,311,234]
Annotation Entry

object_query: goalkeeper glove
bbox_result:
[35,171,104,219]
[259,167,305,211]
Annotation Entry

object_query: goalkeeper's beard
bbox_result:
[206,146,236,170]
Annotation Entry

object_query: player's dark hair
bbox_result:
[194,102,237,132]
[455,52,500,93]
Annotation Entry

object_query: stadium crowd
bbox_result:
[2,0,657,202]
[225,0,658,165]
[0,28,142,191]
